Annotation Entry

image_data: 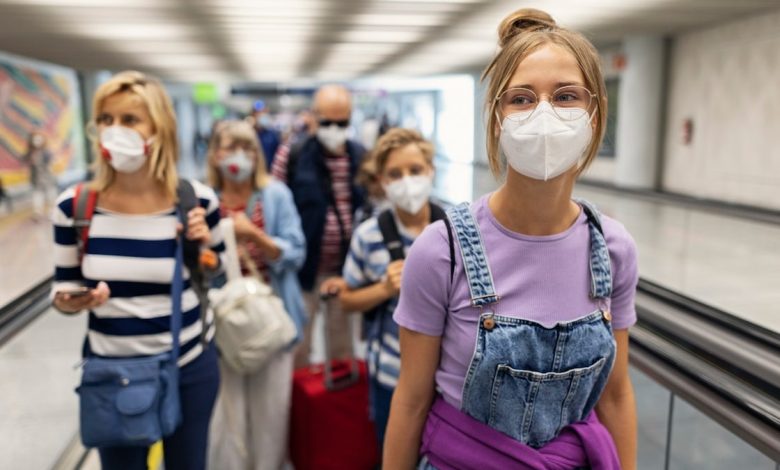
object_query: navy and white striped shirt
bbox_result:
[52,180,225,366]
[343,212,416,389]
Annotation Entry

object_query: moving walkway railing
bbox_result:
[630,279,780,463]
[0,275,53,347]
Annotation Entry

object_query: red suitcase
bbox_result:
[289,294,380,470]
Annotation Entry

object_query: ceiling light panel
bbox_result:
[0,0,172,5]
[341,28,427,43]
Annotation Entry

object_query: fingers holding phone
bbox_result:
[54,281,111,314]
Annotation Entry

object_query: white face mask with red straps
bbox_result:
[100,126,153,174]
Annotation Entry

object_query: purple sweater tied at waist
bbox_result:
[420,396,621,470]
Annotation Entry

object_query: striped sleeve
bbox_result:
[271,142,290,183]
[343,219,372,289]
[51,186,85,292]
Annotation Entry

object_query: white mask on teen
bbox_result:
[499,101,593,181]
[100,126,151,174]
[384,174,433,215]
[316,124,348,153]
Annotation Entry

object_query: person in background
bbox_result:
[0,177,12,214]
[21,130,54,218]
[272,84,366,367]
[289,109,317,146]
[51,70,223,470]
[336,128,443,453]
[251,100,281,170]
[206,119,307,470]
[384,8,638,470]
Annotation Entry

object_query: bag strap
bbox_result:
[72,183,98,262]
[430,202,447,223]
[443,215,455,283]
[175,179,210,345]
[170,228,184,361]
[378,202,449,263]
[377,209,405,261]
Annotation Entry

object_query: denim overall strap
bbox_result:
[446,203,499,307]
[575,199,612,300]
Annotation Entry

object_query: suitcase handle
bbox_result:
[320,292,361,391]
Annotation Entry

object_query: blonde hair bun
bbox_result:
[498,8,556,48]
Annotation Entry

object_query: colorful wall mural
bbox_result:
[0,52,84,190]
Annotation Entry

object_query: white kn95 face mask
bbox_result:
[384,174,433,215]
[499,101,593,181]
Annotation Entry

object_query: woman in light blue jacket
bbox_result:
[205,120,306,470]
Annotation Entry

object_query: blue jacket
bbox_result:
[215,179,308,342]
[286,136,365,290]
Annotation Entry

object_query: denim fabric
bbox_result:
[447,203,499,307]
[418,455,437,470]
[448,200,617,448]
[576,199,612,299]
[369,377,394,453]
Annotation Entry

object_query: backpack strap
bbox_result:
[72,183,98,262]
[443,215,455,283]
[176,179,210,345]
[377,209,405,262]
[429,202,447,223]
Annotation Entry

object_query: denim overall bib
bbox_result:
[446,200,617,450]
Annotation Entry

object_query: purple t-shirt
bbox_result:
[393,194,638,409]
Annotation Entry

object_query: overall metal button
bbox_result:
[482,316,496,330]
[120,377,130,386]
[603,310,612,322]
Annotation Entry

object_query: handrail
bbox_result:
[578,178,780,226]
[631,280,780,461]
[0,275,53,347]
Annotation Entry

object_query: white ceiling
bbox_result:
[0,0,777,83]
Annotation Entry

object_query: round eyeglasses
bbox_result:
[496,85,596,122]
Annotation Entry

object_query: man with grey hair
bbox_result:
[272,84,366,367]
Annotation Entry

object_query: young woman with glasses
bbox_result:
[383,8,638,470]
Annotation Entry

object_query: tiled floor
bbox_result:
[0,307,84,469]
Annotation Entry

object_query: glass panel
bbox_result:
[631,367,671,470]
[668,395,776,469]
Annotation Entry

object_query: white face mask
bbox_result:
[384,174,433,215]
[316,124,348,153]
[499,101,593,181]
[100,126,151,174]
[218,151,254,183]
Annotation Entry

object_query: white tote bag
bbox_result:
[210,218,297,375]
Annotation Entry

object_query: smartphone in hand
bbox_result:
[58,287,91,297]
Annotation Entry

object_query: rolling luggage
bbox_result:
[289,293,380,470]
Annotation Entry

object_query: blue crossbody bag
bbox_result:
[75,226,186,448]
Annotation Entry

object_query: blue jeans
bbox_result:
[369,378,394,452]
[98,344,220,470]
